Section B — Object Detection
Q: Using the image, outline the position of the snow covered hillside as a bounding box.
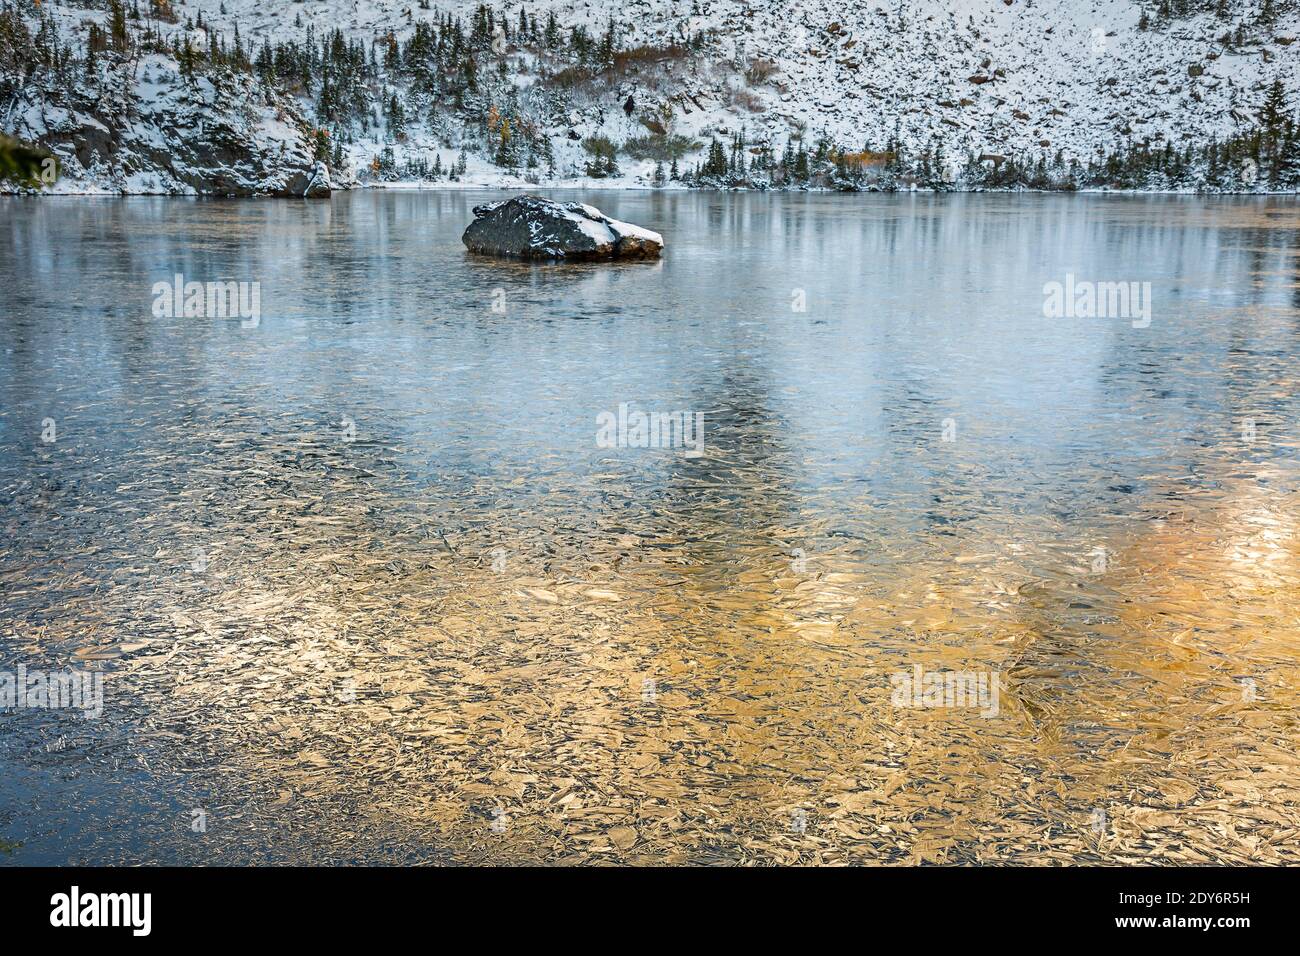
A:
[193,0,1300,169]
[3,0,1299,193]
[1,2,332,194]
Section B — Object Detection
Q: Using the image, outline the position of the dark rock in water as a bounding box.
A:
[462,195,663,261]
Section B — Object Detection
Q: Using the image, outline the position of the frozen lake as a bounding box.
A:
[1,190,1298,863]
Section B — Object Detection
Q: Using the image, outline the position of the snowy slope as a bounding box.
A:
[6,0,1299,191]
[178,0,1300,161]
[0,1,333,196]
[7,52,328,195]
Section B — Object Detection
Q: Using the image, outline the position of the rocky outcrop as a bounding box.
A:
[2,52,339,196]
[462,196,664,260]
[286,162,332,198]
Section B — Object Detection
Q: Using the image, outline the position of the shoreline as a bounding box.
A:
[6,181,1300,199]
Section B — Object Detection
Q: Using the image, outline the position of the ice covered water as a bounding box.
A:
[1,191,1297,863]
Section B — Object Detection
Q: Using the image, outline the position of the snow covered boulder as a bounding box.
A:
[462,195,663,261]
[303,161,332,198]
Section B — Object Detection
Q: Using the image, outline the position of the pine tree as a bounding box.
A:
[1278,121,1300,186]
[110,0,129,53]
[598,17,616,65]
[1260,77,1288,135]
[702,138,727,178]
[794,145,809,181]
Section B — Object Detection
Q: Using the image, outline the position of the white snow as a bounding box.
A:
[606,218,664,246]
[7,0,1300,193]
[173,0,1300,165]
[573,215,617,245]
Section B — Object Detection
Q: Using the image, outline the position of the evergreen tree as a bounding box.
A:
[110,0,129,53]
[598,17,616,65]
[1260,78,1289,135]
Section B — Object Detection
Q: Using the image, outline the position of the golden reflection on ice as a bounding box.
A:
[90,447,1298,865]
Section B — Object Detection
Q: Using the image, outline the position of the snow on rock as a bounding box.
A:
[462,195,664,260]
[3,49,335,196]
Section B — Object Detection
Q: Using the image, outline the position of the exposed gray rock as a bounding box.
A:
[462,195,664,261]
[2,52,341,197]
[312,162,332,197]
[297,161,332,198]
